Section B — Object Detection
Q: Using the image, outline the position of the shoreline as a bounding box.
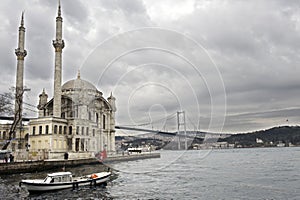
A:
[0,152,160,175]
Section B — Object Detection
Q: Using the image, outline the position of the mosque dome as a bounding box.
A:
[62,73,97,92]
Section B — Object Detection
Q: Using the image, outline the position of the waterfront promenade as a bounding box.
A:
[0,152,160,175]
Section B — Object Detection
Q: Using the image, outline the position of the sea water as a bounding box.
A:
[0,147,299,199]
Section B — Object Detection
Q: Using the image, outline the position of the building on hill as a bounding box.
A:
[1,1,116,160]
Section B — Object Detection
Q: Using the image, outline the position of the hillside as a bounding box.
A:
[219,126,300,147]
[115,126,300,150]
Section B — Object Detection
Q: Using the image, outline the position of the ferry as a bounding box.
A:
[19,171,111,193]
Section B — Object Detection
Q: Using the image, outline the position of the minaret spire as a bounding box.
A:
[77,70,81,79]
[58,0,61,17]
[21,11,24,27]
[14,11,27,128]
[52,0,65,117]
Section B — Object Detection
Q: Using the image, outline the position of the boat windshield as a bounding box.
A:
[44,176,52,183]
[44,175,72,183]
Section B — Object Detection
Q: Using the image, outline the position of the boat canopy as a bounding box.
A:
[47,172,72,177]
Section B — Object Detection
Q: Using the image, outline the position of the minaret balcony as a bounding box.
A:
[52,39,65,51]
[15,48,27,59]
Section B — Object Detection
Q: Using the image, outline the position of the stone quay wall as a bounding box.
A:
[0,152,160,175]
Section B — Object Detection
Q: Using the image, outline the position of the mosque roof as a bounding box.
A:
[62,73,97,91]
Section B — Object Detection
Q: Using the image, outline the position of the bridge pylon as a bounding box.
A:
[177,111,187,150]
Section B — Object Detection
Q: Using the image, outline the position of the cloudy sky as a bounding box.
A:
[1,0,300,134]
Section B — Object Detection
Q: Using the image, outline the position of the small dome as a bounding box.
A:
[62,77,97,91]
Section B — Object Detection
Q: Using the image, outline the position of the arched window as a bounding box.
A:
[54,125,57,134]
[69,126,72,135]
[89,112,92,120]
[96,113,99,127]
[103,115,106,129]
[76,126,79,135]
[59,126,62,134]
[46,125,49,134]
[25,133,29,140]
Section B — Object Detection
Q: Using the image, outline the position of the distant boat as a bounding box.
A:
[277,142,285,147]
[128,147,143,153]
[19,171,111,193]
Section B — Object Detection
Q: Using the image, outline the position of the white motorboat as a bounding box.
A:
[19,171,111,193]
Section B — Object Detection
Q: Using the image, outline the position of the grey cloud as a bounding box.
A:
[63,0,88,24]
[99,0,146,14]
[1,0,300,133]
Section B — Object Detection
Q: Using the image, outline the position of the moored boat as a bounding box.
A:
[19,171,111,193]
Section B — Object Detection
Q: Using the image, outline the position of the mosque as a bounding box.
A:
[0,2,116,160]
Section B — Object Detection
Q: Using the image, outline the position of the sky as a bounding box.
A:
[0,0,300,134]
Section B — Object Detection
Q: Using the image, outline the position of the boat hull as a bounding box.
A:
[20,172,111,193]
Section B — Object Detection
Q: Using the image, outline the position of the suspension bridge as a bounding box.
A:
[115,111,231,150]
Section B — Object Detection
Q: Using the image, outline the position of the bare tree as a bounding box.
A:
[0,92,14,116]
[1,89,24,150]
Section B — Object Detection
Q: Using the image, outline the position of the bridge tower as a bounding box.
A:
[177,111,187,150]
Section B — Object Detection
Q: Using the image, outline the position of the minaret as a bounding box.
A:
[108,92,116,112]
[15,11,27,126]
[52,0,65,117]
[108,92,116,152]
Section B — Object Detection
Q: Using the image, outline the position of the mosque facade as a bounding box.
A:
[0,2,116,160]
